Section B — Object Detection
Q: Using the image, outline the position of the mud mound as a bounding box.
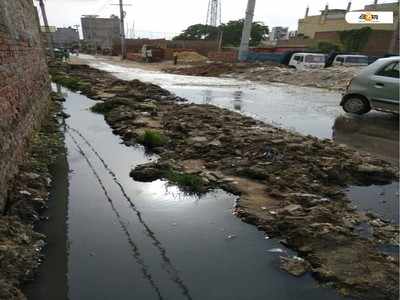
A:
[174,51,207,63]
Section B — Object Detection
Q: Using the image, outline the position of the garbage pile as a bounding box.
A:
[237,65,362,91]
[164,61,362,91]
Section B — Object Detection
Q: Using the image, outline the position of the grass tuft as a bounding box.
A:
[52,74,90,92]
[137,130,167,148]
[163,169,204,193]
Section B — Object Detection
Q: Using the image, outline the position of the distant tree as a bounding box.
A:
[172,20,269,47]
[172,24,219,41]
[339,27,372,52]
[315,41,341,53]
[219,19,269,47]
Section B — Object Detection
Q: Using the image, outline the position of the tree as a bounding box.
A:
[220,19,268,47]
[315,41,341,53]
[339,27,372,52]
[173,20,269,47]
[172,24,219,41]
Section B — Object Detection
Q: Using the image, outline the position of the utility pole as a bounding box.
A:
[119,0,127,59]
[111,2,132,59]
[238,0,256,62]
[38,0,55,58]
[74,24,81,50]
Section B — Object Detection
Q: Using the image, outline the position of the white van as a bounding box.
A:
[288,53,326,70]
[333,55,369,67]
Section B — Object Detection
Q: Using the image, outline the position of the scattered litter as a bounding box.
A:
[267,248,286,254]
[19,190,32,196]
[227,234,237,240]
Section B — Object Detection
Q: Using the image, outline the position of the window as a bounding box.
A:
[305,55,325,63]
[376,62,400,78]
[346,56,368,64]
[336,57,344,63]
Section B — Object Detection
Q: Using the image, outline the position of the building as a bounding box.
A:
[81,15,120,50]
[269,27,289,41]
[298,2,398,38]
[52,27,80,49]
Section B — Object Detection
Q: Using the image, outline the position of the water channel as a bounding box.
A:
[25,56,398,299]
[26,87,351,300]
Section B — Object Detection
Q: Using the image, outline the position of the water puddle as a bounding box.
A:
[346,182,399,224]
[26,86,351,299]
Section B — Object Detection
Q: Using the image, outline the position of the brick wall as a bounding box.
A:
[208,51,238,62]
[0,0,50,212]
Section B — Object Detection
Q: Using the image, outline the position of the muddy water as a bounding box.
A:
[26,87,351,300]
[84,57,398,164]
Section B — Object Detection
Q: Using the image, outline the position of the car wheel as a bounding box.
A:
[342,96,370,115]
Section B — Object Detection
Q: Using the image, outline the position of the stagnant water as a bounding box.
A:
[25,87,352,300]
[85,57,398,164]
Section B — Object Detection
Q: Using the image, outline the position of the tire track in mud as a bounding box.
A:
[67,131,164,300]
[67,126,193,300]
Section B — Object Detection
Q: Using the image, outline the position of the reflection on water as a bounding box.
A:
[347,182,399,224]
[232,90,243,111]
[333,113,399,164]
[83,54,398,165]
[47,87,349,300]
[202,90,212,105]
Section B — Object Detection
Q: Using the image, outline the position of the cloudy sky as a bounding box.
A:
[37,0,396,38]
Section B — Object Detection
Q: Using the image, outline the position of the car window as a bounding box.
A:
[305,55,324,63]
[376,62,400,78]
[346,56,368,64]
[337,57,344,63]
[293,56,302,62]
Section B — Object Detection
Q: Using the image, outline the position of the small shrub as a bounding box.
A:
[164,169,204,193]
[52,75,90,92]
[137,130,167,148]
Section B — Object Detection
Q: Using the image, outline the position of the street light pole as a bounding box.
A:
[238,0,256,62]
[38,0,55,58]
[119,0,127,59]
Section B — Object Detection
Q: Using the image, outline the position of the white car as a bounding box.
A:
[333,55,369,67]
[341,56,399,114]
[288,53,326,70]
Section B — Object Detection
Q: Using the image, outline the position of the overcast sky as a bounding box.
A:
[37,0,396,38]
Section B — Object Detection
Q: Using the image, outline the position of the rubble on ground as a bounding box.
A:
[164,62,361,91]
[0,98,64,299]
[173,51,208,63]
[50,63,399,300]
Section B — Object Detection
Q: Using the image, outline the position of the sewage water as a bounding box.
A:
[84,56,398,164]
[26,86,351,300]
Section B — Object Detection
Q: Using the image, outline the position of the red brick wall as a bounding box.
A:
[208,51,238,62]
[0,0,50,211]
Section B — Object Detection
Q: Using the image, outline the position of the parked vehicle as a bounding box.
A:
[288,53,326,70]
[341,56,399,115]
[333,55,369,67]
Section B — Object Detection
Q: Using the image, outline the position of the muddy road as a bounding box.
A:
[75,55,399,164]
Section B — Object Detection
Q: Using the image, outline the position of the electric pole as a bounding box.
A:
[238,0,256,62]
[38,0,55,58]
[74,24,81,50]
[111,1,132,59]
[119,0,127,59]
